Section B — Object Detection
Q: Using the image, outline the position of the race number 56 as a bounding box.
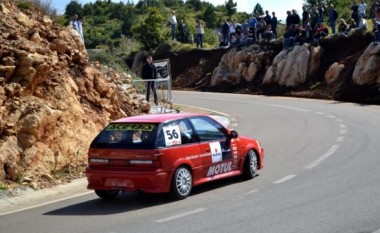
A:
[163,125,181,146]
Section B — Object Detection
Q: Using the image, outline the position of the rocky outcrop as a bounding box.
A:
[352,43,380,85]
[0,2,148,189]
[210,46,272,87]
[263,44,323,87]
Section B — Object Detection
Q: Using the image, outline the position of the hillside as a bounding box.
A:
[0,2,149,191]
[161,32,379,104]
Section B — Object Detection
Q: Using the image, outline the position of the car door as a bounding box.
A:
[156,119,204,181]
[188,116,240,178]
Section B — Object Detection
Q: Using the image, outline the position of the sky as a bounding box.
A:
[51,0,304,21]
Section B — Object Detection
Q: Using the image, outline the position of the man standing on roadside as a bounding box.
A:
[142,55,158,106]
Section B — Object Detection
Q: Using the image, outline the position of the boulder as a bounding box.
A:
[263,44,314,87]
[352,43,380,85]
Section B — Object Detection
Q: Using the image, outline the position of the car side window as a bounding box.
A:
[156,119,196,147]
[189,117,227,142]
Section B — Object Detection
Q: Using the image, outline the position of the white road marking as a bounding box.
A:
[231,123,238,127]
[155,208,207,223]
[373,228,380,233]
[0,191,93,216]
[261,104,311,112]
[327,115,336,119]
[336,119,343,123]
[340,124,346,128]
[340,129,347,134]
[242,190,258,196]
[304,145,340,169]
[315,112,325,115]
[273,175,297,184]
[336,136,345,142]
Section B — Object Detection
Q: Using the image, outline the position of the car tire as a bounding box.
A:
[242,150,258,180]
[170,166,192,200]
[95,189,120,199]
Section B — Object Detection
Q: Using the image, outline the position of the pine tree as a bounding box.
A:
[225,0,237,16]
[253,3,264,16]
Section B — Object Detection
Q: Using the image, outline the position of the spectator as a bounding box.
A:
[284,25,296,52]
[229,18,236,44]
[294,24,304,44]
[256,17,266,41]
[195,19,204,48]
[358,14,368,30]
[358,0,367,17]
[329,4,339,34]
[245,28,256,45]
[169,11,177,40]
[302,6,310,26]
[318,4,325,22]
[304,24,315,43]
[178,20,187,43]
[351,1,360,26]
[372,7,380,43]
[242,20,249,38]
[221,19,230,46]
[264,10,272,26]
[235,23,243,45]
[338,18,349,34]
[314,22,329,40]
[292,9,301,25]
[346,18,357,35]
[69,14,79,31]
[142,55,158,106]
[286,11,292,26]
[248,14,258,41]
[271,12,278,39]
[77,16,84,42]
[263,25,274,42]
[311,7,320,30]
[371,1,380,19]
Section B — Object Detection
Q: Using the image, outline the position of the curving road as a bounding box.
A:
[1,91,380,233]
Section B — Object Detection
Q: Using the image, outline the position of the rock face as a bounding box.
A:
[0,3,147,189]
[210,46,272,87]
[352,43,380,85]
[263,44,322,87]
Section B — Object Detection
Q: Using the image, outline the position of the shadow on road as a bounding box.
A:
[43,176,249,216]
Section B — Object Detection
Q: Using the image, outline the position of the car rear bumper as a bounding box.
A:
[86,168,173,193]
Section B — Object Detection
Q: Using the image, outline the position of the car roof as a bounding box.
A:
[111,113,207,124]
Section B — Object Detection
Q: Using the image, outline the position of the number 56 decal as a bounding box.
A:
[163,125,182,146]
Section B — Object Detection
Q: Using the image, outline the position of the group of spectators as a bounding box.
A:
[69,14,84,42]
[167,1,380,49]
[282,0,380,51]
[219,10,278,47]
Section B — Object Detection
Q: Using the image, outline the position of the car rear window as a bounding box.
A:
[90,123,158,149]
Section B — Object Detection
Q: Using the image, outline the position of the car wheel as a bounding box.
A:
[95,189,120,199]
[171,166,192,200]
[243,150,258,180]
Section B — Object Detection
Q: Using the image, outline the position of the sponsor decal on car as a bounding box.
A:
[207,161,232,177]
[209,142,222,163]
[106,124,155,131]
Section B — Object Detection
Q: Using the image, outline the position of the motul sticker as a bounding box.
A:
[207,161,232,176]
[210,142,222,163]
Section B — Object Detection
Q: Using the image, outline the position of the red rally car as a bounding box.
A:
[86,113,264,200]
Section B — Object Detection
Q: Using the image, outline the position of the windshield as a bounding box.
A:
[90,123,159,149]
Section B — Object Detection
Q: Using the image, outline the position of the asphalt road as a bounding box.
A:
[1,91,380,233]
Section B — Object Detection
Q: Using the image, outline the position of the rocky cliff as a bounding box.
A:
[170,31,379,103]
[0,2,148,190]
